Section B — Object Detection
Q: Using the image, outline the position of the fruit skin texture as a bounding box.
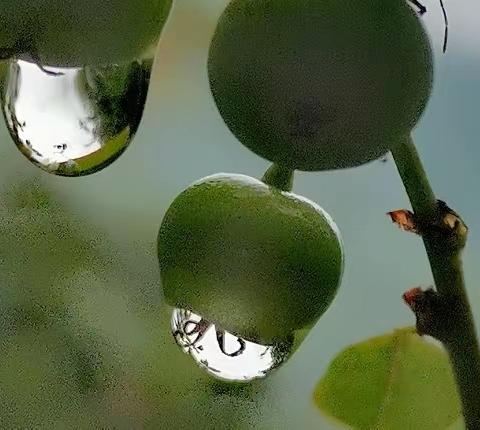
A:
[158,174,344,344]
[0,0,172,67]
[208,0,433,171]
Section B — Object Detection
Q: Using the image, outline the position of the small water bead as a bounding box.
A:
[171,308,293,382]
[1,57,151,176]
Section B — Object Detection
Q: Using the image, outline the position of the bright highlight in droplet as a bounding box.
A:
[1,58,151,176]
[171,308,292,382]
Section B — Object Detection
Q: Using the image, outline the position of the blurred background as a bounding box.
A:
[0,0,479,428]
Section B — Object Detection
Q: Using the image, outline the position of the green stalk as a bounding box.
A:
[391,135,480,429]
[262,163,294,192]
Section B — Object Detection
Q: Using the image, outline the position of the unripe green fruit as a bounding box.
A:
[0,0,172,67]
[208,0,433,171]
[158,173,344,344]
[0,9,18,54]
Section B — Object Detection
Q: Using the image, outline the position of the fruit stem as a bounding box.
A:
[391,135,480,429]
[262,163,294,192]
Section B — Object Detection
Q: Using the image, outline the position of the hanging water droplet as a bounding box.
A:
[1,57,151,176]
[171,308,293,382]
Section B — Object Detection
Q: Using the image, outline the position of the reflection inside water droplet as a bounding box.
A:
[1,58,151,176]
[171,308,293,382]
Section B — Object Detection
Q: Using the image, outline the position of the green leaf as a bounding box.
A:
[313,328,462,430]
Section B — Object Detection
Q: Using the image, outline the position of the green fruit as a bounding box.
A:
[0,0,172,67]
[0,8,18,54]
[208,0,433,171]
[158,173,344,344]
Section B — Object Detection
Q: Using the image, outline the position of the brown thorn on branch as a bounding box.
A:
[403,286,458,343]
[387,209,419,234]
[435,200,468,239]
[388,199,468,251]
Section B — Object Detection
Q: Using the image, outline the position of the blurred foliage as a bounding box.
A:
[313,328,462,429]
[0,178,269,428]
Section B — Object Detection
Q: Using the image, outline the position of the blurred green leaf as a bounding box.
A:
[313,327,462,430]
[0,177,269,428]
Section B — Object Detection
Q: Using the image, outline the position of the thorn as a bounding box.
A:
[388,201,468,250]
[403,287,454,341]
[434,200,468,250]
[402,286,424,309]
[387,209,420,234]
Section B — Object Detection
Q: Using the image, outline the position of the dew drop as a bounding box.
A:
[1,57,151,176]
[171,308,293,382]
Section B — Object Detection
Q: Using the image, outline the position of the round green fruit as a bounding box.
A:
[0,8,19,55]
[158,173,344,344]
[208,0,433,171]
[0,0,172,67]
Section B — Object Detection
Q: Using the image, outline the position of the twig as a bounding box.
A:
[391,135,480,429]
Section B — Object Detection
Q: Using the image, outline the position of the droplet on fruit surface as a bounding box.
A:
[1,57,151,176]
[171,308,293,382]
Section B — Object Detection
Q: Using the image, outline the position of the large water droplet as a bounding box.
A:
[1,58,151,176]
[171,308,293,382]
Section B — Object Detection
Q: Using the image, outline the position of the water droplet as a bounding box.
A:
[1,58,151,176]
[171,308,293,382]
